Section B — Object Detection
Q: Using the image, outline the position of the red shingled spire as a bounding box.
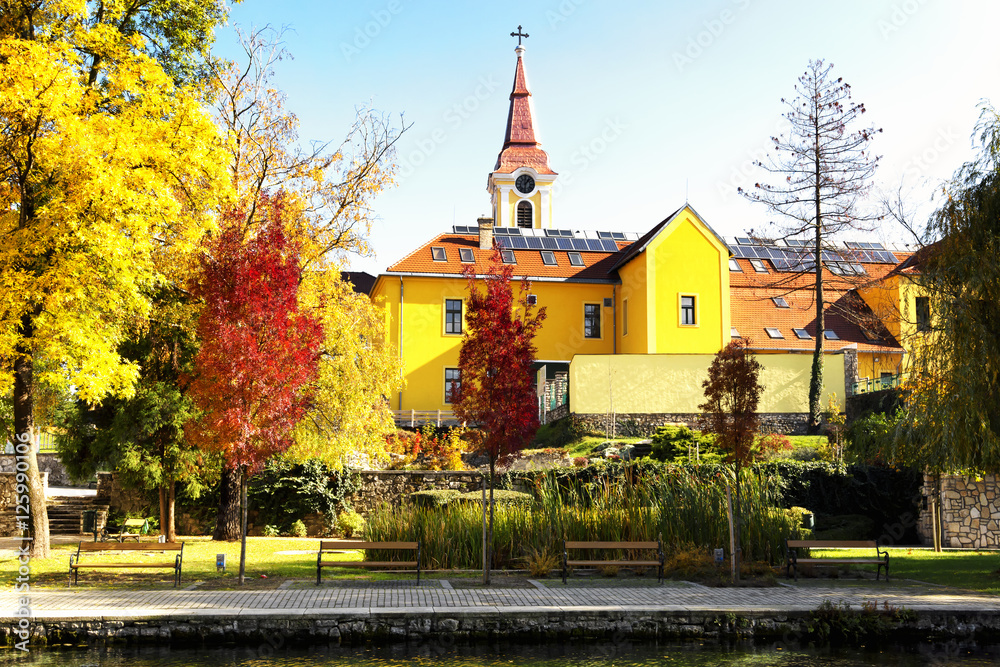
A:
[494,45,554,175]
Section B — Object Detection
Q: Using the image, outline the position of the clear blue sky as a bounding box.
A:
[215,1,1000,274]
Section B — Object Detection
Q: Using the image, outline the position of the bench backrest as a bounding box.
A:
[78,541,183,552]
[786,540,877,549]
[319,540,418,551]
[122,518,147,528]
[565,541,659,550]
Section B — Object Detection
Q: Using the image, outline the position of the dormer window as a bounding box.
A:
[459,248,475,263]
[516,200,532,228]
[794,328,811,339]
[729,259,742,272]
[567,252,584,266]
[431,246,447,262]
[501,249,516,264]
[772,296,789,308]
[750,259,768,273]
[540,251,557,266]
[765,327,784,339]
[824,330,840,340]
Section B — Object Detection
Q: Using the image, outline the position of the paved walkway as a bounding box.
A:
[3,581,999,619]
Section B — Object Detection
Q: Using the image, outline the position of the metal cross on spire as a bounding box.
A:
[510,25,529,45]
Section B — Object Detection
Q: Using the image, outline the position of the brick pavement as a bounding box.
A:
[3,580,999,619]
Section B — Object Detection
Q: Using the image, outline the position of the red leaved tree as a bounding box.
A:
[452,249,546,584]
[187,194,323,584]
[699,339,764,581]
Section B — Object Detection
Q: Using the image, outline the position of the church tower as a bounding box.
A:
[488,30,557,229]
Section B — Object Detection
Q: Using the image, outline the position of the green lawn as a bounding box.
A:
[813,547,1000,595]
[785,435,828,448]
[0,537,417,589]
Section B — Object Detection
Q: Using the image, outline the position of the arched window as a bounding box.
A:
[516,200,533,228]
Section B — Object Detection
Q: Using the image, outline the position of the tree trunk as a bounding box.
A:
[733,464,742,582]
[166,479,177,542]
[13,325,49,559]
[808,109,825,435]
[213,464,241,541]
[159,486,167,539]
[486,459,495,586]
[239,467,248,586]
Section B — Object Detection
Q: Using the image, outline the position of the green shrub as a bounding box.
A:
[288,520,308,538]
[650,426,720,463]
[337,510,366,537]
[247,457,360,532]
[408,490,461,507]
[533,417,588,448]
[263,524,280,537]
[455,489,533,506]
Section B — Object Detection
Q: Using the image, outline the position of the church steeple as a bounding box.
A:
[488,30,557,229]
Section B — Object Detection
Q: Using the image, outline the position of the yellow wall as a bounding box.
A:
[570,353,846,414]
[617,259,647,354]
[617,207,730,354]
[372,275,616,411]
[502,188,543,228]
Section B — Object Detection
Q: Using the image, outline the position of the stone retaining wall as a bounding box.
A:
[919,473,1000,548]
[0,453,68,487]
[0,471,50,536]
[347,471,485,516]
[5,609,1000,648]
[571,412,815,437]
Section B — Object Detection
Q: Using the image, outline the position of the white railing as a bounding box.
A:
[3,430,57,454]
[391,410,461,428]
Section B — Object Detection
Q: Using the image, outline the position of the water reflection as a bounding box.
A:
[7,639,1000,666]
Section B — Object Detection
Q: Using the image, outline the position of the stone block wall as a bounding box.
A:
[0,453,69,486]
[919,473,1000,548]
[570,412,814,437]
[0,471,50,536]
[347,470,485,516]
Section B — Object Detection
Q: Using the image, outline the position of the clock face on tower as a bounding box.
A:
[515,174,535,194]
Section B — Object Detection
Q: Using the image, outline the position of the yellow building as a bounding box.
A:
[367,42,915,431]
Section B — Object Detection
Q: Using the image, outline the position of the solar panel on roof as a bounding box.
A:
[571,238,588,251]
[612,232,626,240]
[601,239,619,251]
[526,237,543,249]
[598,231,613,239]
[844,241,861,249]
[870,242,885,250]
[736,237,753,245]
[508,228,522,236]
[494,227,510,235]
[510,237,528,249]
[540,237,558,250]
[586,239,604,251]
[556,238,573,250]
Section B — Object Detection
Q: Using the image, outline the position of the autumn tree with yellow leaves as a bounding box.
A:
[206,27,407,539]
[0,1,231,557]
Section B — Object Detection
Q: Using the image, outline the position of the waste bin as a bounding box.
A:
[82,510,98,541]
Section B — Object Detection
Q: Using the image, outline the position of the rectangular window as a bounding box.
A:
[772,296,789,308]
[680,295,696,326]
[431,246,447,262]
[915,296,931,332]
[540,251,557,265]
[444,368,461,403]
[793,328,811,339]
[728,258,743,272]
[749,259,768,273]
[765,327,784,339]
[567,252,584,266]
[584,303,601,339]
[445,299,463,334]
[501,249,516,264]
[824,330,840,340]
[459,248,475,263]
[623,299,628,337]
[731,327,740,338]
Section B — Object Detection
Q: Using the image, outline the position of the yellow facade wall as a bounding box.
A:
[371,274,617,411]
[502,189,543,229]
[617,259,648,354]
[570,353,846,414]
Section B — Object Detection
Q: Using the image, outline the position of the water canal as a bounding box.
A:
[10,640,1000,666]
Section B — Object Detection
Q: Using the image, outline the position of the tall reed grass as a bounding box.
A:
[365,464,799,570]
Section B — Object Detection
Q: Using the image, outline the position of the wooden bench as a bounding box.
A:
[100,518,149,543]
[785,539,889,581]
[69,541,184,587]
[562,539,664,584]
[317,540,421,585]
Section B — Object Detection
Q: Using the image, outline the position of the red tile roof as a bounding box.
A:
[385,233,627,281]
